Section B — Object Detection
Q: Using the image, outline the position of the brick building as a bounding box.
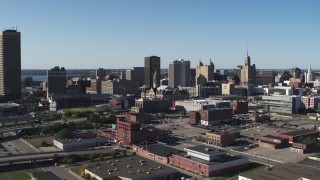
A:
[231,100,248,115]
[200,108,232,126]
[134,98,172,114]
[259,135,289,149]
[132,144,249,178]
[189,111,201,125]
[125,113,151,124]
[275,129,319,143]
[290,141,315,154]
[206,131,240,147]
[115,119,169,145]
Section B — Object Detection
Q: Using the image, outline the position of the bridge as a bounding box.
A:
[0,125,33,137]
[0,148,114,167]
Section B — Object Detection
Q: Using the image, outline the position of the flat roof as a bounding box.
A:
[32,171,61,180]
[262,135,288,141]
[240,163,320,180]
[56,137,108,144]
[85,156,178,179]
[278,129,318,137]
[136,143,181,157]
[185,145,224,156]
[260,140,280,145]
[175,152,246,165]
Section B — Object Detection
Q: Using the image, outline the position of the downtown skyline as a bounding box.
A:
[1,0,319,69]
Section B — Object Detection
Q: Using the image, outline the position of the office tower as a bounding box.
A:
[190,68,196,86]
[0,30,21,101]
[144,56,160,88]
[126,67,144,86]
[290,67,301,79]
[47,66,66,98]
[240,51,256,85]
[195,59,215,82]
[96,68,106,80]
[168,59,190,87]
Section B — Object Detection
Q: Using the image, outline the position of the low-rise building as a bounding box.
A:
[170,145,248,177]
[0,103,21,116]
[290,141,315,154]
[206,131,240,147]
[275,129,319,143]
[84,156,180,180]
[53,137,109,150]
[134,98,172,114]
[259,135,289,149]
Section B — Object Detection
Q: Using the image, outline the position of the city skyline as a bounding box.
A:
[1,0,319,69]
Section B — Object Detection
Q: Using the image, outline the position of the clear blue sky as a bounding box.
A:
[1,0,319,70]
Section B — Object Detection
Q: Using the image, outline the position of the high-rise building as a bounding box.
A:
[126,67,144,86]
[168,59,190,88]
[144,56,160,88]
[290,67,301,79]
[0,30,21,101]
[195,59,215,82]
[47,66,66,98]
[96,68,108,80]
[240,52,256,85]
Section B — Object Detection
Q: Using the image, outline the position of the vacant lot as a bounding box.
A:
[25,136,55,148]
[0,170,30,180]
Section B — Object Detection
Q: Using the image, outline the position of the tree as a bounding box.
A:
[54,128,72,139]
[83,173,91,180]
[64,111,72,117]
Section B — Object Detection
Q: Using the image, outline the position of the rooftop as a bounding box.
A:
[85,156,178,179]
[262,135,288,141]
[32,171,61,180]
[240,163,320,180]
[185,145,225,156]
[175,152,246,165]
[136,143,181,157]
[56,137,108,144]
[278,129,318,137]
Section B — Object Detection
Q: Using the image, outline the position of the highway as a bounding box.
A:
[0,148,114,164]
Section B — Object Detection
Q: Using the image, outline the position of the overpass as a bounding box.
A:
[0,148,114,167]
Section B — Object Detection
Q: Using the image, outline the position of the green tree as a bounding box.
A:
[83,173,91,180]
[54,128,72,139]
[64,111,72,117]
[40,140,49,147]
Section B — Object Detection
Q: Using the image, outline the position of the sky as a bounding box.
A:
[1,0,319,70]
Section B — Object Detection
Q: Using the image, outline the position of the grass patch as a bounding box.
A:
[25,136,55,148]
[70,166,81,176]
[0,170,30,180]
[213,162,264,180]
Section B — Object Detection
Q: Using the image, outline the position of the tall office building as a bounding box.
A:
[144,56,160,88]
[240,51,256,85]
[0,30,21,101]
[126,67,144,86]
[168,59,190,87]
[195,59,215,82]
[47,66,66,98]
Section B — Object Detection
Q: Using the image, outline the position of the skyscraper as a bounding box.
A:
[144,56,160,88]
[195,59,215,82]
[240,51,256,85]
[47,66,66,98]
[169,59,190,87]
[0,30,21,101]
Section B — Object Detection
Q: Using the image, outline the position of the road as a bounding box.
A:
[45,165,78,180]
[0,148,114,164]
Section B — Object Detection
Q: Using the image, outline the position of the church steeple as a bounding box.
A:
[152,70,157,88]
